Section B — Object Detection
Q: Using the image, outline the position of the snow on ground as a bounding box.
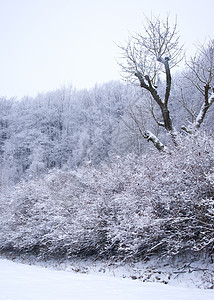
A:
[0,258,214,300]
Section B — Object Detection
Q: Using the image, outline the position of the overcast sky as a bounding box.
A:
[0,0,213,99]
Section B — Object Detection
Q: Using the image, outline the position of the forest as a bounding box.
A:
[0,16,213,267]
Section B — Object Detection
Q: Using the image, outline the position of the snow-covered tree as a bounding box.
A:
[182,39,214,131]
[118,15,213,150]
[0,82,141,185]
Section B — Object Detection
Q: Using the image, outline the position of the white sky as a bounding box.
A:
[0,0,213,99]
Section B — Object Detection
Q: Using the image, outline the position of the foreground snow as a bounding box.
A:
[0,258,213,300]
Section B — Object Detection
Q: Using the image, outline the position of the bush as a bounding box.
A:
[0,130,213,261]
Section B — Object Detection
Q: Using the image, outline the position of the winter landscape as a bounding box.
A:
[0,2,214,299]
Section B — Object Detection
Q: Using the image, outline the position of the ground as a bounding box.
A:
[0,258,214,300]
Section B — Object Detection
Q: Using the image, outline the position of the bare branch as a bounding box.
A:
[194,88,214,129]
[182,87,214,133]
[127,105,147,138]
[148,97,165,127]
[184,39,214,96]
[123,104,166,151]
[118,15,184,86]
[144,131,165,151]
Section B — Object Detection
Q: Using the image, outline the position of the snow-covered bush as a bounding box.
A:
[76,130,214,261]
[0,171,102,258]
[0,130,213,261]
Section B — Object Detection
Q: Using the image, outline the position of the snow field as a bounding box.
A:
[0,258,214,300]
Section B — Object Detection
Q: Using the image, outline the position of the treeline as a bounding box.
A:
[0,82,142,185]
[0,79,213,186]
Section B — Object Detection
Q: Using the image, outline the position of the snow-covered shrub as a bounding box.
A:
[0,171,101,258]
[130,132,213,259]
[85,130,214,260]
[0,130,213,261]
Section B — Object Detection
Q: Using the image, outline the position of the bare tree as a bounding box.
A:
[182,39,214,132]
[118,15,214,150]
[118,15,183,150]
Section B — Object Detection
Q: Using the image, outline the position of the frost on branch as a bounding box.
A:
[208,91,214,105]
[144,131,165,151]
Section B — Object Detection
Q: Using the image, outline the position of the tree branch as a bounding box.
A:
[144,131,165,151]
[193,87,214,129]
[157,56,172,104]
[182,86,214,132]
[135,72,150,90]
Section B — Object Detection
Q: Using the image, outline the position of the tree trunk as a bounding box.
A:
[194,86,214,129]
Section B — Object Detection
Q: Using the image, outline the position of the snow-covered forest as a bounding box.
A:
[0,78,213,186]
[0,81,139,184]
[0,15,213,289]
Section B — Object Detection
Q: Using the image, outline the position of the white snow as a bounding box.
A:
[0,258,214,300]
[208,92,214,105]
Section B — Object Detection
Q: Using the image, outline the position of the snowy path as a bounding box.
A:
[0,258,214,300]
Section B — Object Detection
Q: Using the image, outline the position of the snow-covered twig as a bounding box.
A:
[144,131,165,151]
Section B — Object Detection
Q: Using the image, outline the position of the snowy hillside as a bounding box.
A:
[0,258,214,300]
